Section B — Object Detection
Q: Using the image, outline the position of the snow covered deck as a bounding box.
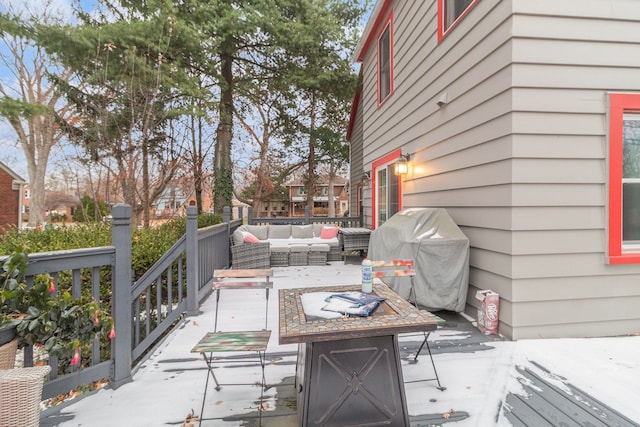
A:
[40,259,640,426]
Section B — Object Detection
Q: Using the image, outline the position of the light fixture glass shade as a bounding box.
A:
[394,161,408,175]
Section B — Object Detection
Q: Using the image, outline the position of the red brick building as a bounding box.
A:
[0,161,27,233]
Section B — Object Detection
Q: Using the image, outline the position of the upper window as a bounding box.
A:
[608,93,640,264]
[377,15,393,106]
[438,0,478,41]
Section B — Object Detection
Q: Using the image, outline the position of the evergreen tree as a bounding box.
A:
[36,0,201,227]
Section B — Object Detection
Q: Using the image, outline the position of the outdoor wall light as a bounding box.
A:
[394,153,410,176]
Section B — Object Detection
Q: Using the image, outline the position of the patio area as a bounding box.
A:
[39,258,640,426]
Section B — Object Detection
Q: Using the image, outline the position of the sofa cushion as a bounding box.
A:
[269,239,292,248]
[306,237,339,247]
[245,225,268,240]
[312,223,325,237]
[269,224,291,239]
[292,225,313,239]
[320,226,339,239]
[232,229,245,246]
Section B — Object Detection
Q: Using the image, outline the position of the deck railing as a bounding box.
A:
[247,206,362,228]
[9,203,355,401]
[13,205,240,400]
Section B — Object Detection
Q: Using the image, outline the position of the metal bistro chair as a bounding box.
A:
[371,260,445,390]
[191,268,273,426]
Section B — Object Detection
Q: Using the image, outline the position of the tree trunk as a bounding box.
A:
[328,168,336,218]
[213,50,234,214]
[252,120,271,214]
[22,116,57,228]
[142,143,150,228]
[306,92,316,214]
[193,113,204,214]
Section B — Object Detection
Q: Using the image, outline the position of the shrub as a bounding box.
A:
[0,212,223,284]
[73,196,109,223]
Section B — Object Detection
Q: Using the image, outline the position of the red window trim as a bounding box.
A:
[376,13,394,107]
[437,0,479,42]
[371,149,403,230]
[608,93,640,264]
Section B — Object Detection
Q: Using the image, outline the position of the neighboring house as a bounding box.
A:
[153,182,215,218]
[0,161,27,232]
[286,175,349,217]
[349,0,640,339]
[22,185,30,215]
[255,197,289,218]
[153,186,191,218]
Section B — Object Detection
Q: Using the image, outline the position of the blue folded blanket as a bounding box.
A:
[321,291,385,317]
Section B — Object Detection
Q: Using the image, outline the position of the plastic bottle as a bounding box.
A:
[361,257,373,293]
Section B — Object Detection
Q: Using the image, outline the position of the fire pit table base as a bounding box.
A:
[296,335,408,427]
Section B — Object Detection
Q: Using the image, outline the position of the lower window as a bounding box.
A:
[608,94,640,263]
[372,150,402,229]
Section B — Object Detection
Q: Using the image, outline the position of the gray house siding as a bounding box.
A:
[508,0,640,339]
[355,0,640,339]
[349,84,365,218]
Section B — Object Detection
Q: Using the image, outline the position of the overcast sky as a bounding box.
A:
[1,0,373,180]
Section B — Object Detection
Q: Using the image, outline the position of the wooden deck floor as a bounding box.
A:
[504,362,638,427]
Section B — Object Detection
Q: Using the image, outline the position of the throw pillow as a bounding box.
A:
[243,231,261,243]
[245,225,268,240]
[320,226,339,239]
[292,224,313,239]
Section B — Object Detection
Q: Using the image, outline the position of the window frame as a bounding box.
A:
[608,93,640,264]
[371,149,403,229]
[437,0,479,42]
[376,14,394,106]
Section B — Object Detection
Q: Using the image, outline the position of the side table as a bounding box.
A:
[338,227,372,261]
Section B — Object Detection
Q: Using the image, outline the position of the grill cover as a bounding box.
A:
[368,208,469,312]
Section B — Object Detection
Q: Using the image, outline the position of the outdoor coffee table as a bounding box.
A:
[279,282,439,427]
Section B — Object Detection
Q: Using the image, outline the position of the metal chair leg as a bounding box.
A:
[199,353,221,427]
[411,331,445,391]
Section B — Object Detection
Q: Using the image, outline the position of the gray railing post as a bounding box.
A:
[186,206,199,316]
[222,206,231,223]
[238,206,244,221]
[248,206,253,224]
[304,206,310,224]
[111,204,133,388]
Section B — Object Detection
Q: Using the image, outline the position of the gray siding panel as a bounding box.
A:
[357,0,640,338]
[514,275,640,302]
[349,90,365,216]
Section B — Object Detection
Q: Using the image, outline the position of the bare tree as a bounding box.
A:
[0,0,73,227]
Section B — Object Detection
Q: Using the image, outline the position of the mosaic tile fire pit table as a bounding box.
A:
[279,282,440,427]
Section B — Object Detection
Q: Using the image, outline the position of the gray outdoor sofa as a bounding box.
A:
[231,224,342,269]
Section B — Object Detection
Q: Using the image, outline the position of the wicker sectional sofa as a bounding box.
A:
[231,224,342,269]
